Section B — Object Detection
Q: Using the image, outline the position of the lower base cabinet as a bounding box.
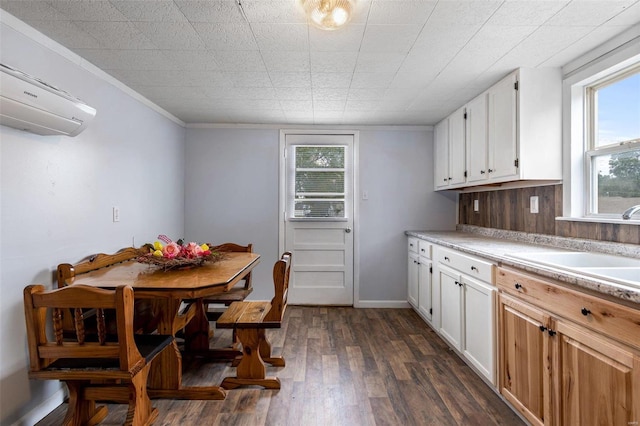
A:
[498,267,640,426]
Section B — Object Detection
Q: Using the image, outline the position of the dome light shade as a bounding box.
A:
[302,0,355,31]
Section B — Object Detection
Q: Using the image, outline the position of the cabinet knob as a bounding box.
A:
[471,266,478,272]
[488,169,494,173]
[539,325,547,333]
[480,170,485,174]
[444,256,450,261]
[547,329,556,337]
[514,283,522,290]
[448,177,452,181]
[443,178,448,182]
[581,307,591,316]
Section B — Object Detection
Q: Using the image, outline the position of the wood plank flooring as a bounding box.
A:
[36,307,524,425]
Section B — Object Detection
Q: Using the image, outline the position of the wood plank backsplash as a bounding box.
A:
[458,184,639,245]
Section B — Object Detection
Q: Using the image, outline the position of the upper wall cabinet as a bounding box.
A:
[434,106,466,189]
[434,68,562,191]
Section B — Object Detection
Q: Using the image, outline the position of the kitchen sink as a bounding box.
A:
[505,251,640,289]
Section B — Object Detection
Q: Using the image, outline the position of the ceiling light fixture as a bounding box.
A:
[301,0,355,31]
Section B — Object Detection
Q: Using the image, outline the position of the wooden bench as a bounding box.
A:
[216,252,291,390]
[24,284,173,426]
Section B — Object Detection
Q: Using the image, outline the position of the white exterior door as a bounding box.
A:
[280,131,355,305]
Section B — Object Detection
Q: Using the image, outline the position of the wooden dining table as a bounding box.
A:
[63,252,261,400]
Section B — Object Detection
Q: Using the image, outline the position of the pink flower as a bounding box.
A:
[185,242,203,258]
[163,242,181,258]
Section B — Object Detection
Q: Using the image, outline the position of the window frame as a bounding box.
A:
[562,33,640,225]
[584,65,640,218]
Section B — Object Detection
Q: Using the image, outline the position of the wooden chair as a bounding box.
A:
[216,251,292,390]
[57,247,160,335]
[23,284,173,426]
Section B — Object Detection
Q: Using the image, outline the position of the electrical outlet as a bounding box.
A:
[113,206,120,222]
[530,196,539,214]
[473,199,479,212]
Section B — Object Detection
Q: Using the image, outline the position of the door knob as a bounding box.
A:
[345,228,352,233]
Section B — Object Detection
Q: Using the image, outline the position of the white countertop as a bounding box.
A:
[407,226,640,305]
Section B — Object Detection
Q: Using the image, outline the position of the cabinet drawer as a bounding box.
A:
[436,247,494,284]
[497,267,640,351]
[418,240,431,259]
[408,237,418,254]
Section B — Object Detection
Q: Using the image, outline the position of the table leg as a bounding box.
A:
[147,298,226,400]
[182,299,242,360]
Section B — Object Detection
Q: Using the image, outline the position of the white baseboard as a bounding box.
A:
[354,300,411,308]
[12,388,66,426]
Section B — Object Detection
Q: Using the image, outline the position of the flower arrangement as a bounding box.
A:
[137,234,224,270]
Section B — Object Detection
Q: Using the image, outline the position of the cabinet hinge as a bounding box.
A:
[464,112,467,119]
[514,81,519,91]
[464,171,467,178]
[429,266,433,274]
[429,308,433,315]
[514,158,519,168]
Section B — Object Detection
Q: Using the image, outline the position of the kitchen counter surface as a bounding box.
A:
[407,225,640,305]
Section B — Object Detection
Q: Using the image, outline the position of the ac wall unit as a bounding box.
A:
[0,63,96,137]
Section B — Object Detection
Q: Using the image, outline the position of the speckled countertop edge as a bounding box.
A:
[406,226,640,305]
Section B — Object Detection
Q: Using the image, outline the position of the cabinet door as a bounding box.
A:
[488,72,518,181]
[555,320,640,426]
[466,93,488,184]
[434,119,450,189]
[448,107,466,186]
[408,252,419,308]
[439,265,462,350]
[499,293,552,426]
[418,260,432,323]
[463,276,495,385]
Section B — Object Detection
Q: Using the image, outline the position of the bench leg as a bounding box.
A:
[220,328,281,390]
[259,332,285,367]
[63,381,108,426]
[125,363,158,426]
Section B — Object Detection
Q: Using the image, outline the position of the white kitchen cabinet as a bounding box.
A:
[408,239,419,308]
[435,245,497,386]
[465,92,488,184]
[462,275,496,385]
[417,241,433,324]
[438,264,463,350]
[434,67,562,190]
[434,107,465,189]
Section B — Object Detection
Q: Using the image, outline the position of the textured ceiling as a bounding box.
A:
[1,0,639,126]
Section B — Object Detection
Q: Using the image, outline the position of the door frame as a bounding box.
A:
[278,129,360,306]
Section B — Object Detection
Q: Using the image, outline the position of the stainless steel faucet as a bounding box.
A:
[622,205,640,220]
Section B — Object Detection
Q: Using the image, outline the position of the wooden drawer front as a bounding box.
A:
[408,237,418,254]
[436,247,494,284]
[418,240,431,259]
[497,267,640,351]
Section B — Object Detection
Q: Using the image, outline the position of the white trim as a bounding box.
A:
[0,10,185,127]
[188,122,433,131]
[11,388,66,426]
[562,25,640,219]
[355,300,411,309]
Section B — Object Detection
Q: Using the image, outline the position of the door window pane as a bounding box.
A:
[292,146,346,218]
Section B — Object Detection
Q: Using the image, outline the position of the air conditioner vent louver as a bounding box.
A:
[0,63,96,136]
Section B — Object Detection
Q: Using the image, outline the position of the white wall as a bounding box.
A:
[184,127,457,304]
[0,19,186,425]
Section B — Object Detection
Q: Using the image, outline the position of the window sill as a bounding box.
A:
[556,216,640,226]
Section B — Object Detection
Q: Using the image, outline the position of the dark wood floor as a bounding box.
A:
[36,307,523,425]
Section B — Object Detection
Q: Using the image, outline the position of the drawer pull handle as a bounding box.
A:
[514,283,522,290]
[444,256,450,261]
[471,266,478,271]
[539,325,547,333]
[581,308,591,316]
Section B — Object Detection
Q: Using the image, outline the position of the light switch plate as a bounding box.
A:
[530,196,539,214]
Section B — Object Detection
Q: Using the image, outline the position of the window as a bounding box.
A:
[288,145,347,219]
[585,67,640,216]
